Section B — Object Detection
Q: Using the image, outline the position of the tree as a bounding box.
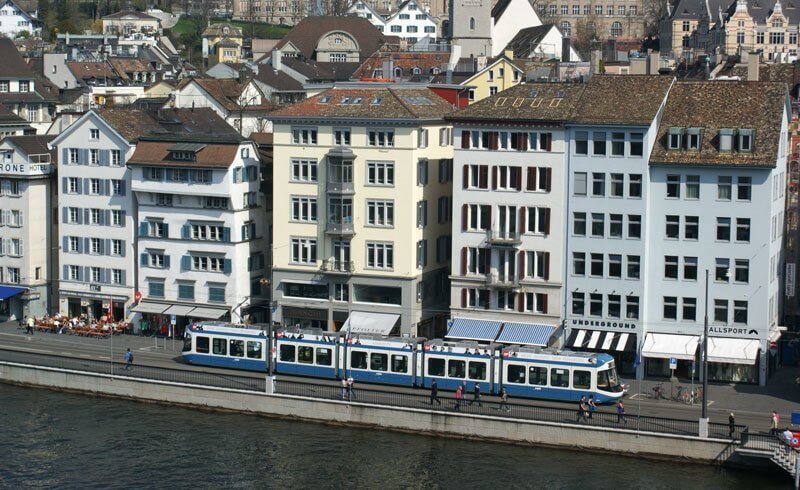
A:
[570,14,601,58]
[643,0,670,36]
[532,0,555,24]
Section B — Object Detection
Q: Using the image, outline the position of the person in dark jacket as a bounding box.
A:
[729,413,736,438]
[468,383,482,407]
[430,380,441,406]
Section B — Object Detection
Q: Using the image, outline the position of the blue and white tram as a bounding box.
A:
[182,322,269,371]
[274,329,340,379]
[498,346,624,403]
[417,339,496,392]
[342,335,421,386]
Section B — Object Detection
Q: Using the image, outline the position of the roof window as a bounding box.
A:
[687,127,702,151]
[738,129,754,152]
[719,128,734,152]
[668,127,684,150]
[319,95,332,103]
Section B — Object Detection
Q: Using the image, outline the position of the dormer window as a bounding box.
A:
[171,151,194,161]
[168,143,205,161]
[0,81,8,93]
[687,127,702,151]
[668,127,683,150]
[19,81,29,93]
[719,128,734,152]
[738,129,754,152]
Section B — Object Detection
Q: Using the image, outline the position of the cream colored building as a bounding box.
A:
[269,85,455,337]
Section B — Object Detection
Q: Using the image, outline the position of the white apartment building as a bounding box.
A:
[446,83,586,345]
[0,0,39,38]
[564,76,674,377]
[349,0,440,43]
[0,37,57,134]
[127,137,268,330]
[269,85,454,338]
[643,80,788,386]
[0,135,56,320]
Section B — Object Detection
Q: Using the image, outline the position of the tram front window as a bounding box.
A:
[182,334,192,352]
[597,364,622,392]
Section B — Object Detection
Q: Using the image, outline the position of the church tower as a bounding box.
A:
[448,0,493,57]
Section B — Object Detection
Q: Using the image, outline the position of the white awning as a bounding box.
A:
[130,301,170,314]
[189,307,229,320]
[708,337,760,365]
[641,333,700,361]
[164,305,195,316]
[342,311,399,336]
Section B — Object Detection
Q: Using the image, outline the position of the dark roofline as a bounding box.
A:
[137,134,243,144]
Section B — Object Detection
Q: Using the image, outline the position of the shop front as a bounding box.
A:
[282,306,328,330]
[0,285,26,321]
[131,301,230,336]
[566,328,638,376]
[706,336,761,384]
[641,332,700,379]
[61,290,126,321]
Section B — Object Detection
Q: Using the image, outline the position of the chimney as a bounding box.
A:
[562,36,571,63]
[747,50,759,81]
[590,49,601,75]
[272,49,282,72]
[648,51,659,74]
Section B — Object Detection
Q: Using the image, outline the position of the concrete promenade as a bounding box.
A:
[1,321,798,432]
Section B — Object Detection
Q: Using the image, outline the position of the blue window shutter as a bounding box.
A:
[80,148,88,164]
[181,225,189,239]
[100,150,109,166]
[140,253,148,266]
[61,147,67,165]
[76,178,82,194]
[84,266,90,282]
[247,256,252,272]
[63,265,68,280]
[181,255,190,271]
[223,259,231,274]
[104,239,110,255]
[61,207,67,223]
[99,269,106,283]
[120,270,126,285]
[119,181,126,196]
[104,180,110,195]
[83,209,89,224]
[163,223,169,237]
[83,237,89,253]
[61,177,67,193]
[241,224,246,240]
[104,210,110,225]
[119,241,126,257]
[138,222,148,237]
[62,236,68,252]
[83,178,89,194]
[164,255,170,269]
[222,227,231,242]
[120,210,126,224]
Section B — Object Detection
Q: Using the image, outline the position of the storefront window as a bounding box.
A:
[708,362,757,383]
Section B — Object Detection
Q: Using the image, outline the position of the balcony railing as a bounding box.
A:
[485,273,520,289]
[486,230,522,246]
[321,259,354,274]
[327,180,355,194]
[325,218,355,236]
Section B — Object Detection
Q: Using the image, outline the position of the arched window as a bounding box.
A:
[469,17,476,31]
[430,66,440,74]
[611,21,623,38]
[561,21,571,37]
[412,67,421,75]
[394,66,403,77]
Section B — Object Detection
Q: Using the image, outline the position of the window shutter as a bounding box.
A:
[62,264,68,280]
[119,210,126,224]
[76,178,82,194]
[163,223,169,238]
[99,269,106,284]
[120,270,126,286]
[518,294,524,312]
[461,131,470,149]
[241,224,247,240]
[119,181,126,196]
[61,207,68,224]
[490,131,498,150]
[527,167,537,191]
[515,167,522,191]
[223,259,232,274]
[544,208,551,235]
[139,222,148,237]
[545,168,552,192]
[76,237,82,253]
[164,255,171,269]
[182,225,190,239]
[79,148,88,164]
[222,227,231,242]
[140,253,148,267]
[62,236,68,252]
[247,256,253,272]
[18,239,23,255]
[62,177,68,193]
[105,180,111,195]
[104,239,110,255]
[119,241,126,257]
[484,249,491,273]
[462,165,469,189]
[546,134,552,152]
[99,150,108,166]
[541,294,548,313]
[520,133,528,151]
[518,251,525,279]
[520,206,527,233]
[181,255,190,271]
[481,290,490,309]
[492,166,497,190]
[83,178,89,194]
[83,237,89,253]
[461,288,467,308]
[544,252,550,280]
[61,147,67,165]
[461,204,468,231]
[460,247,467,275]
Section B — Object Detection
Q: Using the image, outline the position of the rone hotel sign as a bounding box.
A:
[0,161,53,177]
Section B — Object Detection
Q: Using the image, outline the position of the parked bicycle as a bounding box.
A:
[651,383,666,400]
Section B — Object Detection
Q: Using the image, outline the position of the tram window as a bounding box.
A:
[391,355,408,373]
[316,348,332,366]
[528,366,547,386]
[212,338,227,356]
[507,364,526,384]
[550,368,569,388]
[298,346,314,364]
[279,344,296,362]
[428,357,445,376]
[229,339,244,357]
[448,359,466,378]
[246,341,262,359]
[468,361,486,380]
[573,370,591,389]
[196,336,210,354]
[351,351,368,369]
[370,353,388,371]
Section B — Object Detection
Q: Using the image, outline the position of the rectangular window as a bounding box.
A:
[148,281,165,298]
[589,293,603,316]
[290,196,317,222]
[608,294,621,318]
[686,175,700,199]
[367,161,394,186]
[416,200,427,227]
[684,216,699,240]
[574,172,587,196]
[592,173,605,196]
[333,128,351,146]
[178,283,195,300]
[627,215,641,239]
[366,200,394,227]
[682,298,697,321]
[627,296,640,319]
[715,258,730,282]
[290,238,317,265]
[610,173,624,197]
[684,257,698,280]
[291,127,318,144]
[629,174,642,198]
[609,214,623,238]
[714,299,728,323]
[627,255,640,279]
[737,176,752,200]
[718,176,732,200]
[734,259,749,283]
[717,217,731,241]
[573,212,586,236]
[663,296,678,320]
[664,255,679,279]
[611,132,625,156]
[665,215,679,239]
[591,213,604,237]
[736,218,751,242]
[608,254,622,278]
[575,131,588,155]
[629,133,643,156]
[593,132,606,155]
[733,300,748,324]
[573,252,586,275]
[572,292,585,315]
[290,159,318,182]
[208,286,225,303]
[590,253,603,277]
[666,175,680,198]
[366,242,393,270]
[368,130,394,147]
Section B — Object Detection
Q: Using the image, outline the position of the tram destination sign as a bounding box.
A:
[0,162,53,176]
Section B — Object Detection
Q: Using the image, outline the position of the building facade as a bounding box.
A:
[269,86,454,337]
[0,0,39,38]
[542,0,645,44]
[0,135,56,320]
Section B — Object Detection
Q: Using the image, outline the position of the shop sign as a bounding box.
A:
[570,318,636,330]
[708,326,760,338]
[787,263,796,298]
[0,161,53,176]
[282,306,327,320]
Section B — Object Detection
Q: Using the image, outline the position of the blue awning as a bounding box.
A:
[446,318,503,342]
[0,285,26,300]
[496,322,556,347]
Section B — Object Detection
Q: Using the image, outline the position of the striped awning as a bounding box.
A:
[568,329,636,352]
[446,318,503,342]
[496,322,556,346]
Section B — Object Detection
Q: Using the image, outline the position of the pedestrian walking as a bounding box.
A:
[453,386,463,412]
[347,376,355,401]
[771,411,780,435]
[341,378,348,399]
[588,395,597,419]
[729,413,736,438]
[499,387,510,412]
[25,316,34,335]
[124,348,133,370]
[468,383,482,407]
[430,380,441,406]
[576,395,587,423]
[616,400,627,425]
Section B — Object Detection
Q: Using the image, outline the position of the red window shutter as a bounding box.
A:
[461,204,468,231]
[518,294,524,312]
[546,133,552,151]
[544,208,551,235]
[543,251,550,280]
[520,133,528,151]
[518,250,525,279]
[515,167,522,191]
[490,132,499,150]
[520,206,527,233]
[527,167,537,191]
[545,167,552,192]
[462,165,469,189]
[492,166,498,189]
[461,288,467,308]
[541,293,549,314]
[461,131,470,149]
[461,247,467,275]
[479,165,488,188]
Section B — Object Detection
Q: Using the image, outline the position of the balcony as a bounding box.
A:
[327,179,355,195]
[320,259,354,274]
[326,147,355,195]
[325,218,355,236]
[485,273,519,289]
[486,230,522,246]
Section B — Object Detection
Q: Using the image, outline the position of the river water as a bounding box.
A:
[0,384,790,489]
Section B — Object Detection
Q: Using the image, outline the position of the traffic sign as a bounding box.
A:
[170,315,177,325]
[669,357,677,370]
